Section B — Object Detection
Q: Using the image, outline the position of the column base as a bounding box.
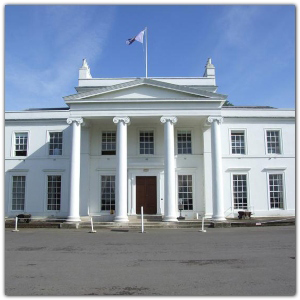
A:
[212,215,226,221]
[66,216,81,223]
[163,216,178,222]
[114,216,129,222]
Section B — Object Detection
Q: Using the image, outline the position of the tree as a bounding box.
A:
[223,100,234,106]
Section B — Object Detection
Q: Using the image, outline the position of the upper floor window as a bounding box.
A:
[12,176,26,210]
[139,131,154,155]
[49,132,63,156]
[177,130,192,154]
[102,131,116,155]
[266,130,281,154]
[15,132,28,156]
[231,130,245,154]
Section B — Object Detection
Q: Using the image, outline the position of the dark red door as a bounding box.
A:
[136,176,157,214]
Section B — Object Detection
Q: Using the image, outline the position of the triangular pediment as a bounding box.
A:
[64,78,227,102]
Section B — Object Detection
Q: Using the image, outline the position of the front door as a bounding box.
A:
[136,176,157,214]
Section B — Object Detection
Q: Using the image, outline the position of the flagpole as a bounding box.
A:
[145,27,148,78]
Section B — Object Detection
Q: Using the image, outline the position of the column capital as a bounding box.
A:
[113,116,131,125]
[207,116,223,125]
[160,116,178,124]
[67,117,84,125]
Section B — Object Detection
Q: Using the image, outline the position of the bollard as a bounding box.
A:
[89,217,96,233]
[199,216,207,233]
[139,206,145,233]
[12,217,19,232]
[141,206,144,233]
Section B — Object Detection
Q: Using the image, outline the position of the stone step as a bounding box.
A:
[128,215,163,222]
[79,220,211,229]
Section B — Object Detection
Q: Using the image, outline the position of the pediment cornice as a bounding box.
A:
[64,78,227,101]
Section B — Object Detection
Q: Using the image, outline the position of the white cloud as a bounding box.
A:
[5,6,116,110]
[217,6,259,48]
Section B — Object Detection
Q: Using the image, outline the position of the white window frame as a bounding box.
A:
[137,128,155,156]
[264,129,283,155]
[9,173,28,212]
[99,173,116,212]
[229,129,247,155]
[47,131,63,156]
[231,173,249,210]
[176,170,196,211]
[176,128,193,155]
[12,131,30,157]
[267,171,286,210]
[101,130,117,156]
[46,174,62,211]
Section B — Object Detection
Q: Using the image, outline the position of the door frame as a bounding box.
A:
[128,169,164,215]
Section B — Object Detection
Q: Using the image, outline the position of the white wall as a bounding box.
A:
[221,117,295,217]
[5,120,72,218]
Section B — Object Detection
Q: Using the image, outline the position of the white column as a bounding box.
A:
[207,116,226,221]
[160,116,178,222]
[113,117,130,222]
[66,117,84,222]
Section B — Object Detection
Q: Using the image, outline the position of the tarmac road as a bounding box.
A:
[5,226,296,296]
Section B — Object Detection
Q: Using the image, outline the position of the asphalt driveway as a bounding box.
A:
[5,226,296,296]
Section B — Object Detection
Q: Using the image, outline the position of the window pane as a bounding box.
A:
[233,174,248,209]
[12,176,26,210]
[101,176,116,211]
[15,133,28,156]
[266,131,281,154]
[139,131,154,155]
[231,131,245,155]
[269,174,284,209]
[178,175,193,210]
[49,132,63,155]
[177,131,192,155]
[102,132,116,155]
[47,175,61,210]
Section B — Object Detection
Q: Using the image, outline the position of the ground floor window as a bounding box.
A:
[12,176,26,210]
[47,175,61,210]
[233,174,248,209]
[269,174,284,209]
[101,175,115,211]
[178,175,193,210]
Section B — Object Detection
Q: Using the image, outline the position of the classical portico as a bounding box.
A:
[65,114,227,223]
[63,58,229,223]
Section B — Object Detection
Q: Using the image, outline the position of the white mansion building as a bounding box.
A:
[5,59,295,222]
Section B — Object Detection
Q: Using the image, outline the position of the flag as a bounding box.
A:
[126,29,145,45]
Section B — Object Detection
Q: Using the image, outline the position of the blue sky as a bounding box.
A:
[5,5,295,110]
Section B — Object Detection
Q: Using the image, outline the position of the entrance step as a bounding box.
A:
[79,220,212,229]
[128,215,163,222]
